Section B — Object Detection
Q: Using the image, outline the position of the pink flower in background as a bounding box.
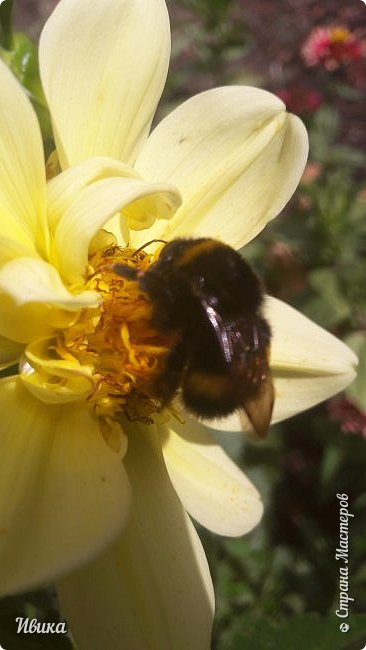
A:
[328,396,366,438]
[302,26,366,70]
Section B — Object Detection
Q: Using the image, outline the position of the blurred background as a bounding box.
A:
[1,0,366,648]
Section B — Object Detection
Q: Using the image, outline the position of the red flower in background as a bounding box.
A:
[277,86,323,114]
[302,26,366,70]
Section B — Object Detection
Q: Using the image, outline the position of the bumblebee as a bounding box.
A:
[113,238,274,438]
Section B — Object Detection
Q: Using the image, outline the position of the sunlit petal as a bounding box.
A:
[57,420,214,650]
[162,418,263,536]
[0,61,48,255]
[134,86,308,246]
[0,377,131,596]
[40,0,171,167]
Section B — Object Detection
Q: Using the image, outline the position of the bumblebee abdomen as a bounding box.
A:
[182,369,239,418]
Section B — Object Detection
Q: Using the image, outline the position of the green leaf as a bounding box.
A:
[218,613,366,649]
[344,332,366,410]
[0,0,14,50]
[6,33,46,107]
[305,268,350,327]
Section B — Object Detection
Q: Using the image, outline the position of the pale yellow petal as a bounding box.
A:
[201,413,245,433]
[0,377,131,596]
[39,0,170,167]
[0,258,99,343]
[134,86,308,246]
[266,296,357,375]
[0,225,39,267]
[21,365,94,404]
[271,374,357,423]
[162,418,263,536]
[53,176,180,284]
[21,337,95,404]
[0,295,77,344]
[57,420,214,650]
[267,297,357,420]
[0,61,48,255]
[202,297,358,432]
[0,257,100,309]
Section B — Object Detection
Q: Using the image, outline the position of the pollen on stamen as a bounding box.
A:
[59,236,177,425]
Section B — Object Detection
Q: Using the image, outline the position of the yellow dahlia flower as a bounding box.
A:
[0,0,356,648]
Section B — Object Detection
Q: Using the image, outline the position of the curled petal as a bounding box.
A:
[162,418,263,536]
[46,157,141,232]
[20,337,95,404]
[0,377,131,596]
[134,86,308,247]
[52,176,181,284]
[40,0,171,167]
[57,420,214,650]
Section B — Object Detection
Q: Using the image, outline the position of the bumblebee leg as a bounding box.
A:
[153,343,186,406]
[112,264,139,280]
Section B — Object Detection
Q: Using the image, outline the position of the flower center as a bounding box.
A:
[83,240,178,422]
[84,238,179,422]
[21,235,180,429]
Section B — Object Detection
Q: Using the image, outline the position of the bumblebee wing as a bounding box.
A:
[200,298,234,363]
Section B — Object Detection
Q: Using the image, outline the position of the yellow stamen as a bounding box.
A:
[57,239,178,424]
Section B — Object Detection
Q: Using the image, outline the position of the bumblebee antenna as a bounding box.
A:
[132,239,167,257]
